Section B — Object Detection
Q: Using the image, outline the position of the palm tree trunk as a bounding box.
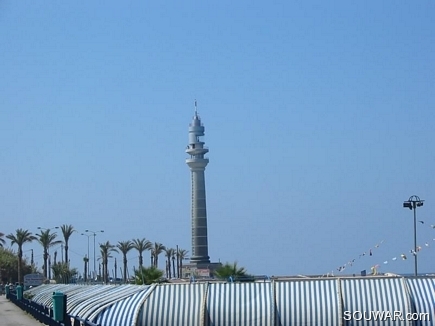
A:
[176,254,179,278]
[17,252,23,284]
[84,260,88,282]
[139,254,143,269]
[65,243,69,265]
[123,258,127,283]
[105,258,109,283]
[43,250,48,279]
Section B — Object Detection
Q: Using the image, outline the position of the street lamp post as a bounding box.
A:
[403,195,424,276]
[85,230,104,279]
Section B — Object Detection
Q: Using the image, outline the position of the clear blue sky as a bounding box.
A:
[1,1,434,278]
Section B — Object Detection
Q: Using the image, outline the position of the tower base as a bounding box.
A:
[182,262,222,279]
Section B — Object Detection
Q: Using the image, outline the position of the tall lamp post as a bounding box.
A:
[85,229,104,279]
[403,195,424,276]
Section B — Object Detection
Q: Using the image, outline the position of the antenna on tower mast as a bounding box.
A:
[194,99,197,115]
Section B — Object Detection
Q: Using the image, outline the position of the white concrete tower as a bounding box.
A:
[186,101,210,264]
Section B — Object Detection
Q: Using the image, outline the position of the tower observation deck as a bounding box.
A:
[186,102,210,264]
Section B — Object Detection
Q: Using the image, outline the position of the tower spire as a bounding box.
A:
[194,99,198,116]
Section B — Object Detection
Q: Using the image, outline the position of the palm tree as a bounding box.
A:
[58,224,75,265]
[51,262,78,284]
[132,238,151,269]
[134,266,164,285]
[99,241,118,283]
[177,249,188,278]
[83,256,89,282]
[36,229,62,279]
[164,248,175,278]
[214,262,248,280]
[117,240,133,283]
[0,232,6,247]
[6,229,36,283]
[151,242,165,268]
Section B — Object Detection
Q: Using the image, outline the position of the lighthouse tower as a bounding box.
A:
[186,102,210,265]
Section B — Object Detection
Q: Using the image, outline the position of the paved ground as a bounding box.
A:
[0,295,44,326]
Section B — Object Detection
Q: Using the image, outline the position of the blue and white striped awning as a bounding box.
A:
[22,276,435,326]
[96,286,152,326]
[341,277,411,326]
[31,284,90,307]
[80,285,149,322]
[65,285,107,313]
[205,282,273,326]
[406,278,435,326]
[275,278,339,326]
[138,283,207,326]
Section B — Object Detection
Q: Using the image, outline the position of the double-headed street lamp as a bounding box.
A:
[85,229,104,279]
[403,195,424,276]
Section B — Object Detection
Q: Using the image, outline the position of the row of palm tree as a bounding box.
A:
[99,239,189,283]
[1,226,189,284]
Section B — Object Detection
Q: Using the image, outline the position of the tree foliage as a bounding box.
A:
[117,240,133,283]
[51,262,78,284]
[164,248,175,278]
[177,249,188,278]
[177,248,189,260]
[0,232,5,247]
[99,241,118,283]
[134,266,164,285]
[6,228,37,283]
[37,229,62,279]
[132,238,151,269]
[59,224,75,265]
[150,242,165,268]
[214,262,252,281]
[0,247,32,283]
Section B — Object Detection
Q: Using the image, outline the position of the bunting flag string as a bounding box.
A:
[328,219,434,276]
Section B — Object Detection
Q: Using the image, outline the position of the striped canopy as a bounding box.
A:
[24,276,435,326]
